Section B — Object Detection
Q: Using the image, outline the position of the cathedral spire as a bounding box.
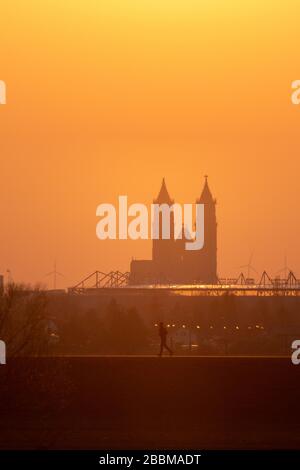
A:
[198,175,215,204]
[154,178,174,204]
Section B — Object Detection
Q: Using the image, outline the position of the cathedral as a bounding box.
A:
[129,176,217,285]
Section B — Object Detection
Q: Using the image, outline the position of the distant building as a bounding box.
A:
[130,176,217,284]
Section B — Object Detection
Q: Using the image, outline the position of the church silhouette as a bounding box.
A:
[129,176,217,285]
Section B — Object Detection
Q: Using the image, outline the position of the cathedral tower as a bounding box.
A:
[152,178,177,282]
[194,175,217,283]
[130,177,218,285]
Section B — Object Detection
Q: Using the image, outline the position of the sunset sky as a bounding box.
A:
[0,1,300,288]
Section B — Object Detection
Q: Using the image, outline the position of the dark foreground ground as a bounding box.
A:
[0,357,299,449]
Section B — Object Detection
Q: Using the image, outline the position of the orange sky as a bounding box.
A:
[0,1,300,288]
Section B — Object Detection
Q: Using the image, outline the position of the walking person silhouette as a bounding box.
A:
[158,322,173,356]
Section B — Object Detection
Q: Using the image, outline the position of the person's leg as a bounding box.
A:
[158,340,163,356]
[164,341,173,355]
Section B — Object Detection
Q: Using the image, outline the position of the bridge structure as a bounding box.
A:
[68,270,300,296]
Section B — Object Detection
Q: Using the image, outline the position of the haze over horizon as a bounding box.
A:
[1,1,300,288]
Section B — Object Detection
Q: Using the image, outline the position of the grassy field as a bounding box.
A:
[0,357,299,449]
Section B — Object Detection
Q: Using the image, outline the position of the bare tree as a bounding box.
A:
[0,283,50,357]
